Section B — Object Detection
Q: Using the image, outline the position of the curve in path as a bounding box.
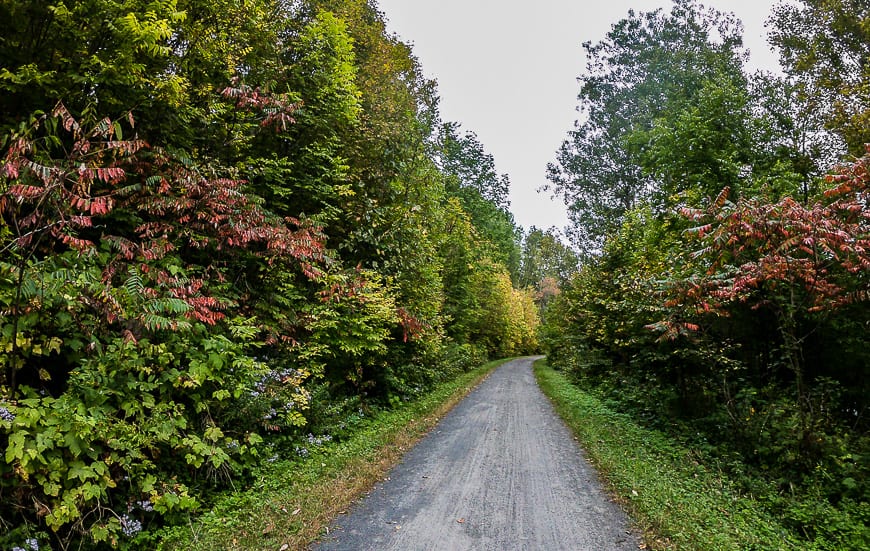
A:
[312,356,641,551]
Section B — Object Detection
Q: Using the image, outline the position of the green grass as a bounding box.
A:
[534,359,801,550]
[155,358,509,550]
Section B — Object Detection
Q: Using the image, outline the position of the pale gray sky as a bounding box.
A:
[375,0,784,233]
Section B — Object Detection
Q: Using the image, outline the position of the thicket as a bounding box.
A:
[0,1,546,548]
[542,0,869,548]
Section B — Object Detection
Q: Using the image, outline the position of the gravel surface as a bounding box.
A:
[312,357,641,550]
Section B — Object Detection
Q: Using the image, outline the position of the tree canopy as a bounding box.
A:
[545,0,749,256]
[0,1,539,547]
[541,1,869,548]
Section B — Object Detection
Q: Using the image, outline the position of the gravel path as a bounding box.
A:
[312,357,640,550]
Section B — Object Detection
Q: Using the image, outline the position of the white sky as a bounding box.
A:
[375,0,784,233]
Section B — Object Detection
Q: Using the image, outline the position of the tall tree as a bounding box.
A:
[768,0,870,156]
[436,122,521,280]
[0,0,186,130]
[518,227,578,288]
[746,73,844,202]
[0,0,538,545]
[545,0,749,256]
[654,150,870,455]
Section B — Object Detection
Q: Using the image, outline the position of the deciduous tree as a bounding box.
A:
[768,0,870,156]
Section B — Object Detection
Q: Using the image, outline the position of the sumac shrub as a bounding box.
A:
[0,105,326,547]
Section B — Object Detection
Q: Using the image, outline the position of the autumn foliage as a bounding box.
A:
[676,151,869,317]
[540,2,869,548]
[0,1,538,548]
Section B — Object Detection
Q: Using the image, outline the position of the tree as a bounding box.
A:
[746,72,844,202]
[0,0,538,545]
[539,2,870,543]
[635,74,752,206]
[436,122,521,280]
[0,0,288,152]
[239,8,362,221]
[768,0,870,156]
[518,227,579,313]
[0,104,326,546]
[436,122,510,209]
[518,227,577,286]
[465,259,539,357]
[654,151,870,448]
[545,0,749,256]
[0,0,186,132]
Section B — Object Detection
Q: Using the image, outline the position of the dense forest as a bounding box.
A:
[0,0,579,547]
[1,0,868,549]
[541,0,869,548]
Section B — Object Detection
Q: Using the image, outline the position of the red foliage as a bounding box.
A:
[221,79,301,132]
[396,307,426,343]
[1,102,326,333]
[652,149,870,340]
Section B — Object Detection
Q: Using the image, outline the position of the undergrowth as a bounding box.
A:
[151,358,509,550]
[534,359,869,550]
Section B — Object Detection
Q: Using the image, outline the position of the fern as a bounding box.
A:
[123,270,144,295]
[140,312,191,331]
[143,297,191,316]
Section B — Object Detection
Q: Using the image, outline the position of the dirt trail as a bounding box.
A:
[312,357,640,550]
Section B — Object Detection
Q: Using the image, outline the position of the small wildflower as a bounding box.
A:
[306,433,332,446]
[295,446,309,458]
[0,406,15,422]
[137,500,154,512]
[120,514,142,537]
[26,538,39,551]
[12,546,26,551]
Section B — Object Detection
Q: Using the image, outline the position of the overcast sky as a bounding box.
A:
[375,0,784,233]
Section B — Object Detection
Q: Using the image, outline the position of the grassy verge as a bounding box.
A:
[534,359,800,550]
[156,358,509,550]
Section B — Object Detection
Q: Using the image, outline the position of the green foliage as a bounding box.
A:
[545,0,748,256]
[636,75,752,205]
[0,103,327,546]
[465,259,539,358]
[0,0,537,547]
[536,360,870,550]
[435,122,520,278]
[0,327,277,545]
[746,73,838,201]
[543,143,869,551]
[768,0,870,156]
[543,3,869,546]
[518,227,578,289]
[0,0,186,128]
[540,205,676,381]
[246,8,361,219]
[301,268,399,394]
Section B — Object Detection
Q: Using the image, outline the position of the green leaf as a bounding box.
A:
[67,460,93,482]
